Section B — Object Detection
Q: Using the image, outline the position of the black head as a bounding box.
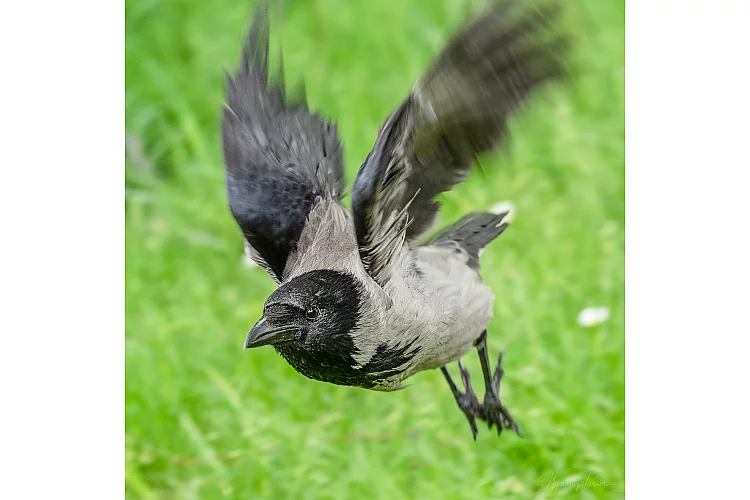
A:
[245,269,366,384]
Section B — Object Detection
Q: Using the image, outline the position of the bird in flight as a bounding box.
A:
[222,0,567,439]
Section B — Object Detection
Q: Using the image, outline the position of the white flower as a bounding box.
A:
[490,200,517,223]
[577,307,610,327]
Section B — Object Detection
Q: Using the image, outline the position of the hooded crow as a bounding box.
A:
[222,0,567,439]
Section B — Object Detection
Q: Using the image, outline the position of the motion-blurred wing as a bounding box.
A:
[222,2,344,283]
[351,0,567,283]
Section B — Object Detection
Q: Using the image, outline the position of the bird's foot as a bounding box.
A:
[482,351,523,436]
[441,360,485,440]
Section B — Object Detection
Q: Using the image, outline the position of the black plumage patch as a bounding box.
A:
[359,336,421,381]
[408,255,424,279]
[267,269,420,389]
[222,2,343,282]
[270,270,364,385]
[226,165,316,280]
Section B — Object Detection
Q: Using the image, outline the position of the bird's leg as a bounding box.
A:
[474,330,523,436]
[441,361,485,440]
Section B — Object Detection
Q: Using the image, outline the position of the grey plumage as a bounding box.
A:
[222,0,568,438]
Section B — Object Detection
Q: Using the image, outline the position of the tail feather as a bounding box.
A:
[426,211,512,269]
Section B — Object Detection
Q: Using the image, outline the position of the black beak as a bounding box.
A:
[244,317,298,349]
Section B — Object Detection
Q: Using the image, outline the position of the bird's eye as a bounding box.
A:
[305,307,319,320]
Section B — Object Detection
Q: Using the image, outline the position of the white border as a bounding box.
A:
[627,0,750,496]
[0,1,124,498]
[2,0,750,497]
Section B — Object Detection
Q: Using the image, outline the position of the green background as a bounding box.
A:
[126,0,624,498]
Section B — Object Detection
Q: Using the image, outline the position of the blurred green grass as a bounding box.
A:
[125,0,624,498]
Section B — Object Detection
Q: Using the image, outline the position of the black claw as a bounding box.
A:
[492,350,505,389]
[441,363,484,440]
[482,351,523,437]
[465,407,479,440]
[476,337,523,438]
[442,343,522,439]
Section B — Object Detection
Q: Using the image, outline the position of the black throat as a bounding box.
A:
[269,269,419,389]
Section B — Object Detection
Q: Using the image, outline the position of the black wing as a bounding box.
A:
[222,2,344,283]
[350,0,567,283]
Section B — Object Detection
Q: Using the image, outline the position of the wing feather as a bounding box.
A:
[351,0,567,283]
[222,1,344,283]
